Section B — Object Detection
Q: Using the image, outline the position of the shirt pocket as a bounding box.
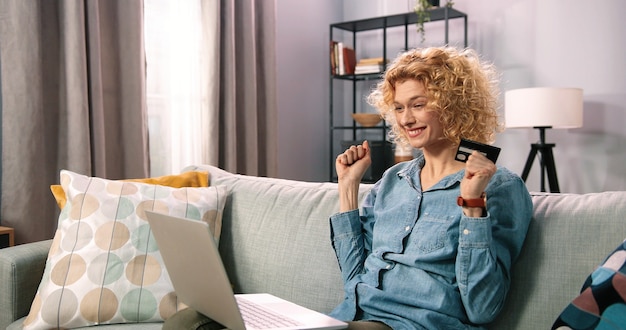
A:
[412,213,455,254]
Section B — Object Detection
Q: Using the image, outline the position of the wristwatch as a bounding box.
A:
[457,192,487,208]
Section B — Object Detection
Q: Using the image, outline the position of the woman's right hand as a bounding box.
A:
[335,140,372,184]
[336,141,372,212]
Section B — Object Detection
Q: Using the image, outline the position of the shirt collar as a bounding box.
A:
[397,153,464,191]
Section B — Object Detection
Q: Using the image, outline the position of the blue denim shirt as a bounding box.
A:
[329,155,532,329]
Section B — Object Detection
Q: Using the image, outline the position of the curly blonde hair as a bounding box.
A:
[368,47,502,147]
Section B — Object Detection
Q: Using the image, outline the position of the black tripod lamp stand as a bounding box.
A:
[505,87,583,193]
[520,126,559,192]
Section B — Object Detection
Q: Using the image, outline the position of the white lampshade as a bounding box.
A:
[505,87,583,129]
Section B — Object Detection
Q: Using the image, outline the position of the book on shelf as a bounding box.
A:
[354,57,388,75]
[342,47,356,75]
[357,57,385,65]
[354,65,384,74]
[330,41,356,76]
[330,41,337,75]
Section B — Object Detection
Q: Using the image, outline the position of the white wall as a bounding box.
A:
[276,0,626,193]
[275,0,342,181]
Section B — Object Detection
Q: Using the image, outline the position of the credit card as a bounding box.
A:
[455,138,501,164]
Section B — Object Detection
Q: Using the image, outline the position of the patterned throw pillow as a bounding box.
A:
[552,239,626,329]
[23,170,227,329]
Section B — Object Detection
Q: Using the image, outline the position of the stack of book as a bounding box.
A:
[330,41,356,76]
[354,57,387,75]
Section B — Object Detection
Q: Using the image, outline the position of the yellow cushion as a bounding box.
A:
[50,171,209,210]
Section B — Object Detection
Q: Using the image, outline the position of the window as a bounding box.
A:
[144,0,209,176]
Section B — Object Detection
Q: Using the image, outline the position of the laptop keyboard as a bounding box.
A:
[237,298,302,329]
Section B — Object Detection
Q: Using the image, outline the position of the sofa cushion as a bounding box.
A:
[489,191,626,329]
[551,238,626,329]
[22,170,227,329]
[185,165,374,315]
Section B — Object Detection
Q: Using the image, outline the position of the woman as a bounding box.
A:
[331,47,532,329]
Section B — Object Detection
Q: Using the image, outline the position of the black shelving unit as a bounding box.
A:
[329,7,468,182]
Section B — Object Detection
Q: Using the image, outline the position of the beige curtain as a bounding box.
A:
[214,0,278,177]
[0,0,149,244]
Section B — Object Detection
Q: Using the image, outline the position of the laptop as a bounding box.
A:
[145,211,348,330]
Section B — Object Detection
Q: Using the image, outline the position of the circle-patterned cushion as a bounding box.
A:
[23,170,227,329]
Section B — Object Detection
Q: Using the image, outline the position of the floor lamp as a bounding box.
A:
[505,87,583,193]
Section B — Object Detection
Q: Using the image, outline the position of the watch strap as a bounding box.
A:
[457,192,487,208]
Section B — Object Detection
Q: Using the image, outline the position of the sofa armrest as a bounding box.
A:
[0,240,52,330]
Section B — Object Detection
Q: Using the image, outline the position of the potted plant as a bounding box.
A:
[414,0,454,44]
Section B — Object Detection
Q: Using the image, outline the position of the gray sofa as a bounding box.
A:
[2,164,626,329]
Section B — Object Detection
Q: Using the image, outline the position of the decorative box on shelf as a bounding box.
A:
[0,226,15,248]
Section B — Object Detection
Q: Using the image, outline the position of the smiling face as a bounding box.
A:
[393,79,447,151]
